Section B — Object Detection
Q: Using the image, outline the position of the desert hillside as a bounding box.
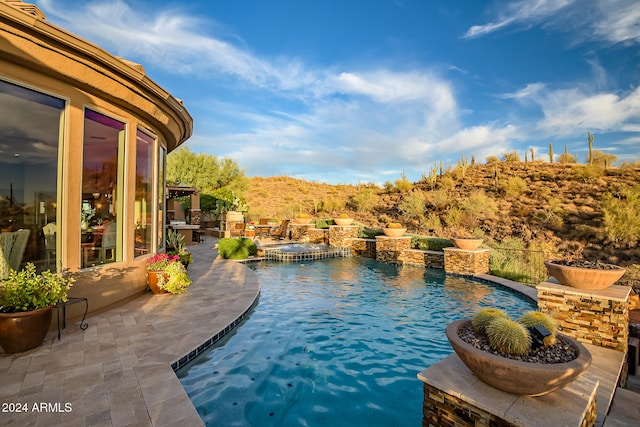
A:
[244,162,640,285]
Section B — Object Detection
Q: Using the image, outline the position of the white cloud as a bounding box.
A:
[593,0,640,45]
[464,0,640,47]
[537,87,640,136]
[463,0,576,39]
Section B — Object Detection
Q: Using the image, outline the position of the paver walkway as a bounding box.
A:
[0,242,259,426]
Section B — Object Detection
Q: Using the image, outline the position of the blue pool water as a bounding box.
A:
[176,257,535,426]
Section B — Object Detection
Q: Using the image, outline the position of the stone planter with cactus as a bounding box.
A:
[445,308,591,396]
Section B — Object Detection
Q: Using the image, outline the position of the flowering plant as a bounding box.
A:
[386,222,403,229]
[145,253,180,271]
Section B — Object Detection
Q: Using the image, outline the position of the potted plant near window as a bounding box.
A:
[0,263,74,353]
[445,308,591,396]
[166,229,192,269]
[383,222,406,237]
[145,253,191,295]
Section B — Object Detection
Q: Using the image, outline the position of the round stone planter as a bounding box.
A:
[383,227,406,237]
[147,271,170,295]
[445,319,592,396]
[451,238,483,250]
[0,306,53,354]
[294,217,313,225]
[333,217,354,226]
[544,261,626,290]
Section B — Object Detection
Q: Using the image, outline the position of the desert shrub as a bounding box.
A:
[518,311,557,346]
[489,237,551,285]
[412,236,454,251]
[573,165,603,183]
[423,213,442,232]
[501,151,521,162]
[425,189,451,211]
[315,218,335,229]
[500,176,527,197]
[437,175,456,191]
[486,317,531,356]
[485,155,500,163]
[383,180,394,192]
[351,188,379,212]
[395,177,413,192]
[443,206,464,227]
[217,237,258,259]
[557,151,577,163]
[322,197,345,213]
[399,193,426,221]
[472,308,509,336]
[602,186,640,247]
[459,190,498,226]
[359,226,383,238]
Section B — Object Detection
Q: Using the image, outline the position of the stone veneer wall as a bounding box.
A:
[289,224,313,241]
[329,225,358,248]
[307,228,329,244]
[443,248,490,275]
[421,382,597,427]
[375,236,411,264]
[538,282,631,353]
[399,249,444,269]
[351,238,376,258]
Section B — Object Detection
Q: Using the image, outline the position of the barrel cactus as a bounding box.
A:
[518,311,558,346]
[486,317,532,356]
[472,308,509,336]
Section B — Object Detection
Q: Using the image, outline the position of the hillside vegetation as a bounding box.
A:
[245,163,640,286]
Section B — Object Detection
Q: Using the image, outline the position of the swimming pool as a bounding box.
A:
[177,257,536,426]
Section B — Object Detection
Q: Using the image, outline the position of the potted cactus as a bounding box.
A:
[333,214,354,226]
[445,308,591,396]
[294,213,313,225]
[383,222,406,237]
[0,263,74,353]
[544,258,625,290]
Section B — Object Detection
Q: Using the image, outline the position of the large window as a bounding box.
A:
[135,129,154,257]
[0,79,64,278]
[81,109,125,268]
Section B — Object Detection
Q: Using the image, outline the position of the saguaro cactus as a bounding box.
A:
[548,142,553,163]
[588,131,594,165]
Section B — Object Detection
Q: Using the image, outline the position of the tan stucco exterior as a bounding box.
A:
[0,1,193,316]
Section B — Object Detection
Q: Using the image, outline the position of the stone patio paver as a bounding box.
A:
[0,241,259,427]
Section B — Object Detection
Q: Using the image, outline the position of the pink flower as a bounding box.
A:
[146,253,180,271]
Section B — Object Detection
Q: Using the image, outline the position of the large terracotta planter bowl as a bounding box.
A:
[294,217,313,225]
[445,319,592,396]
[333,217,354,226]
[544,261,626,290]
[451,238,483,250]
[0,306,53,354]
[383,227,406,237]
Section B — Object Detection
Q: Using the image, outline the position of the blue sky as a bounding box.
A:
[36,0,640,184]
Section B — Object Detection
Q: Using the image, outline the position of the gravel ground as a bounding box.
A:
[458,323,578,363]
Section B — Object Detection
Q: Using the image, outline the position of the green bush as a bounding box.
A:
[315,218,335,229]
[399,193,426,221]
[218,237,258,259]
[351,187,379,212]
[501,176,527,197]
[602,186,640,247]
[411,236,453,251]
[359,226,384,238]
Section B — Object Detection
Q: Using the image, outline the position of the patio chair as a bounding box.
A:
[230,222,245,237]
[42,222,56,268]
[269,219,290,240]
